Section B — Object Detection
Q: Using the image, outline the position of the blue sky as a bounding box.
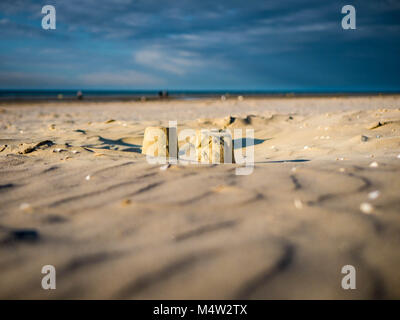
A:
[0,0,400,91]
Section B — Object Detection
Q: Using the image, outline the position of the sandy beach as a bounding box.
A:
[1,95,400,299]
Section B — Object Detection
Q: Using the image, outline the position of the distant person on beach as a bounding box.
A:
[158,90,169,99]
[77,90,83,100]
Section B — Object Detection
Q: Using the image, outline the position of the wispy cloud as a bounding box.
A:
[134,46,207,75]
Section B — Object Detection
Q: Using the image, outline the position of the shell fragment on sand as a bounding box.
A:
[19,203,31,211]
[360,202,374,214]
[369,161,379,168]
[294,199,303,209]
[368,190,380,200]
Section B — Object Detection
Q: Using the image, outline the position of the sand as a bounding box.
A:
[0,95,400,299]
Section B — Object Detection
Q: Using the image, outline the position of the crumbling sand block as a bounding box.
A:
[196,129,235,164]
[142,127,170,157]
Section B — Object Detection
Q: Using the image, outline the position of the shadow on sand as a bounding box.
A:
[233,138,268,149]
[255,159,310,164]
[95,136,142,153]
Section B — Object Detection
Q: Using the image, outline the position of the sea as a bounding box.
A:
[0,89,398,101]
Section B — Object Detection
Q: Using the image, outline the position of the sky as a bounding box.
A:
[0,0,400,91]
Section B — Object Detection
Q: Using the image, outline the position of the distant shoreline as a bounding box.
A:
[1,90,400,103]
